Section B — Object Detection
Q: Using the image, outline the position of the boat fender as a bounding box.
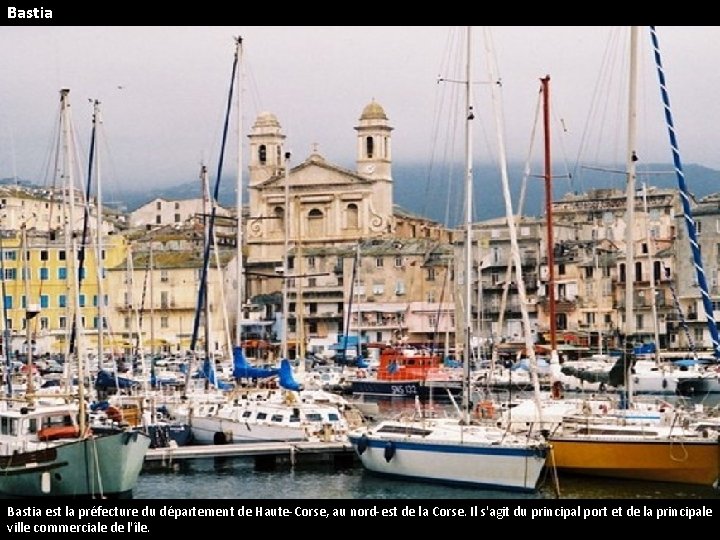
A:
[383,441,396,463]
[599,382,607,393]
[357,434,369,455]
[475,401,495,419]
[662,378,668,389]
[213,431,232,445]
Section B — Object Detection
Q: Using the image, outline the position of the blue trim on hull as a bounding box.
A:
[349,436,548,459]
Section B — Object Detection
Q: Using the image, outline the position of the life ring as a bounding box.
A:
[475,400,495,419]
[383,441,396,463]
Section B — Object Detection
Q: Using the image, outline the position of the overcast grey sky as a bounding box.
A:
[0,26,718,194]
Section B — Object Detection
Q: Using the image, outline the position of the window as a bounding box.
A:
[2,250,16,261]
[156,215,162,225]
[160,270,169,282]
[346,203,359,229]
[161,317,169,328]
[375,257,384,268]
[426,268,435,281]
[174,214,181,223]
[174,202,180,210]
[558,263,565,276]
[40,295,49,308]
[59,316,66,329]
[366,136,374,158]
[58,267,67,280]
[372,282,384,295]
[160,291,169,309]
[3,296,11,310]
[4,268,15,280]
[308,321,318,334]
[39,268,48,281]
[308,277,316,288]
[156,201,162,210]
[395,280,405,295]
[427,291,436,303]
[308,208,323,237]
[79,295,86,308]
[636,314,644,332]
[259,144,267,164]
[395,256,402,267]
[58,250,66,261]
[273,206,284,232]
[40,250,48,261]
[59,295,66,308]
[307,256,315,268]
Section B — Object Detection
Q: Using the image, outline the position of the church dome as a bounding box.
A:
[359,100,388,121]
[253,111,281,128]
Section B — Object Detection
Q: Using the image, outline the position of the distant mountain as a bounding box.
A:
[7,162,720,228]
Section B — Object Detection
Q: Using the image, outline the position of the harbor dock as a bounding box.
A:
[144,441,357,469]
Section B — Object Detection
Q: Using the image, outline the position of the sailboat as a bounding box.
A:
[347,27,549,492]
[545,26,720,487]
[0,89,150,498]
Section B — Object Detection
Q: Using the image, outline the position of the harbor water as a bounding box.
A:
[134,454,720,500]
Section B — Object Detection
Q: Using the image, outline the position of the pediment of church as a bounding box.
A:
[254,153,374,191]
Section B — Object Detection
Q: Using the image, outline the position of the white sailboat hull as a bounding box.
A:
[349,420,548,492]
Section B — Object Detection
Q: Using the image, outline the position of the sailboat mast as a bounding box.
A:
[281,152,291,360]
[462,26,474,421]
[235,36,244,348]
[93,100,106,370]
[541,75,558,358]
[624,26,639,342]
[622,26,639,406]
[649,26,720,359]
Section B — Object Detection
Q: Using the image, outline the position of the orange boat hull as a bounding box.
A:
[548,437,720,486]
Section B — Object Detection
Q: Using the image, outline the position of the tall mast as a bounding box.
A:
[622,26,639,406]
[649,26,720,359]
[624,26,639,342]
[462,26,474,423]
[541,75,558,360]
[235,36,244,348]
[281,151,291,360]
[93,99,106,370]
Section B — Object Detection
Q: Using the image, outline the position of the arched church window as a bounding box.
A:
[273,206,284,232]
[259,145,267,164]
[366,136,374,159]
[308,208,324,237]
[346,203,359,229]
